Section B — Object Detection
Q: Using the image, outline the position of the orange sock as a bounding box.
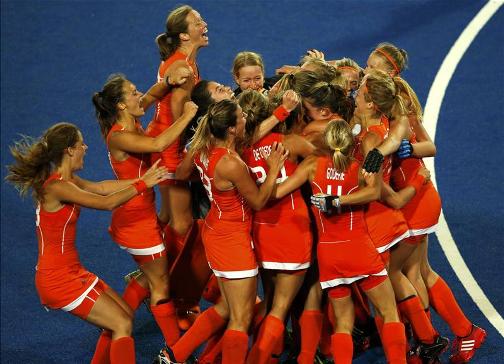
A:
[122,277,149,311]
[397,296,436,344]
[199,328,225,363]
[331,333,353,364]
[222,329,249,364]
[246,315,284,364]
[110,336,135,364]
[319,305,333,357]
[91,331,111,364]
[428,276,472,337]
[151,301,180,346]
[381,322,407,364]
[297,310,323,364]
[172,307,227,362]
[269,329,284,364]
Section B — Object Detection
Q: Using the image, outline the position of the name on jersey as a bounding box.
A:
[252,145,271,161]
[326,168,345,180]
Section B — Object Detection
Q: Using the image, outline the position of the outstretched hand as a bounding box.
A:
[141,160,170,188]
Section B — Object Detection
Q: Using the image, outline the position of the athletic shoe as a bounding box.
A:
[124,269,142,283]
[153,346,180,364]
[418,335,449,364]
[123,269,151,311]
[449,325,487,364]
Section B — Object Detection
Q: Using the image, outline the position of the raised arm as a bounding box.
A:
[140,61,193,111]
[109,101,198,154]
[251,90,300,143]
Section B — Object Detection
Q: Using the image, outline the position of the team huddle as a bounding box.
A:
[6,4,487,364]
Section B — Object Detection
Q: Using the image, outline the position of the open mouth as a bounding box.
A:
[202,30,208,41]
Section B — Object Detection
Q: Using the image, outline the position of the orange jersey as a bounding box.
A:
[243,133,312,269]
[311,157,385,288]
[35,174,100,311]
[353,118,409,252]
[36,174,81,270]
[147,51,200,172]
[194,147,251,224]
[194,147,257,278]
[106,122,163,248]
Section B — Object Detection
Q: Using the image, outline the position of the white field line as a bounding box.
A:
[423,0,504,337]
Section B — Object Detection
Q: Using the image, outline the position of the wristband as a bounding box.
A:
[408,174,425,194]
[272,105,290,122]
[132,180,147,194]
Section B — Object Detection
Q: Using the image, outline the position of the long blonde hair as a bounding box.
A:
[363,69,407,119]
[324,119,354,172]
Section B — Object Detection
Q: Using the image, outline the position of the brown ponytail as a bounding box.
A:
[6,122,80,202]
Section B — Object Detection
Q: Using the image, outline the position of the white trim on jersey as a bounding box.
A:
[61,276,99,312]
[376,230,411,253]
[320,268,388,290]
[260,261,310,270]
[118,243,165,256]
[61,205,76,254]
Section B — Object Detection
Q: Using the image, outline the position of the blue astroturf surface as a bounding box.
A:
[1,1,503,363]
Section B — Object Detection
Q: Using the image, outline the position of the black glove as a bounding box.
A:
[363,148,384,173]
[310,194,340,213]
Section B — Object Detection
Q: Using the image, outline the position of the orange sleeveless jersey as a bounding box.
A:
[391,122,441,235]
[242,133,312,270]
[106,122,163,248]
[146,50,200,172]
[194,147,257,278]
[353,117,410,253]
[310,157,386,289]
[35,174,99,309]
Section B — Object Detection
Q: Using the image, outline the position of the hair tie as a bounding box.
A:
[334,147,341,152]
[375,48,400,75]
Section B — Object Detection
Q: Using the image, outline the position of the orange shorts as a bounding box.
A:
[318,231,386,290]
[35,264,108,319]
[366,201,410,253]
[252,217,312,270]
[202,219,258,279]
[401,182,441,238]
[109,204,163,249]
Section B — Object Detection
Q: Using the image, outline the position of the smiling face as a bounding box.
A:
[207,81,234,102]
[120,81,144,118]
[234,65,264,92]
[184,10,208,48]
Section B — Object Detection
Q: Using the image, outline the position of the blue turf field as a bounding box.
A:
[1,1,503,363]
